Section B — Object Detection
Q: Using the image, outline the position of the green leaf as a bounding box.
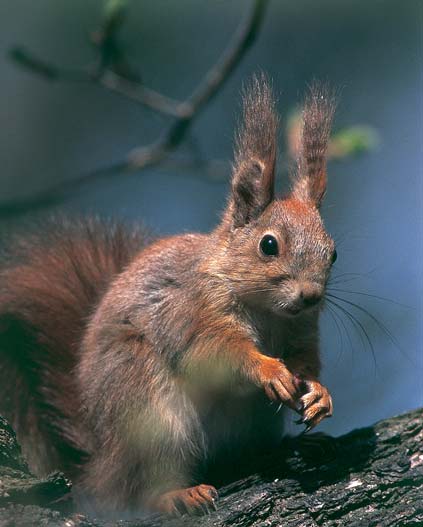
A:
[103,0,128,19]
[329,125,380,159]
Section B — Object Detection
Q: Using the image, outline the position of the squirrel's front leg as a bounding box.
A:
[244,344,301,411]
[183,330,301,412]
[285,347,333,431]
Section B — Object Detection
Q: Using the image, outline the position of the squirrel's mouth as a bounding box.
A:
[283,298,323,317]
[284,306,302,316]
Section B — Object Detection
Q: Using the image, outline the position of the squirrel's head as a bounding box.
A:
[213,75,337,317]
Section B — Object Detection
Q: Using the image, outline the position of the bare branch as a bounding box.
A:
[10,48,182,117]
[99,71,183,117]
[9,48,89,82]
[3,0,269,216]
[110,0,270,172]
[11,0,268,122]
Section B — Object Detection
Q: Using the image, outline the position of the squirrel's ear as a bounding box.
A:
[224,74,278,229]
[292,82,336,208]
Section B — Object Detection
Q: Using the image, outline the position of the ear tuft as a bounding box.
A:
[225,73,279,229]
[293,81,337,207]
[234,73,279,174]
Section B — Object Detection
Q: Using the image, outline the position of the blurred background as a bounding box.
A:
[0,0,421,437]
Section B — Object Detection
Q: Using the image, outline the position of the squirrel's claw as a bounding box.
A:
[152,484,218,517]
[295,379,333,432]
[302,423,313,435]
[258,356,301,412]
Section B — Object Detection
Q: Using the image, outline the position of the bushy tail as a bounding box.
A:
[0,216,148,476]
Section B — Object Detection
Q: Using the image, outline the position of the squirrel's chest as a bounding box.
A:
[254,317,291,359]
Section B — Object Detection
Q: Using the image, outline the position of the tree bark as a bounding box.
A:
[0,408,422,526]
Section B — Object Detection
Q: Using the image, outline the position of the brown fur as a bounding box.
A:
[0,76,337,516]
[0,218,148,476]
[293,81,337,206]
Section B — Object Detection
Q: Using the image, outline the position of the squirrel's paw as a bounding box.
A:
[297,380,333,432]
[152,484,218,516]
[257,357,300,411]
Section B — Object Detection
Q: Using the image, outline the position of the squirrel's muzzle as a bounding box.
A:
[292,282,324,311]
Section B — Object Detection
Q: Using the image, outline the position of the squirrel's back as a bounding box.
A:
[0,216,148,476]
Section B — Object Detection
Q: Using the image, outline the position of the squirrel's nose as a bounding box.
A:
[298,283,323,308]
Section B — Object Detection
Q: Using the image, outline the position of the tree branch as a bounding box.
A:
[1,408,422,525]
[3,0,269,216]
[9,47,183,117]
[126,0,269,170]
[99,71,183,117]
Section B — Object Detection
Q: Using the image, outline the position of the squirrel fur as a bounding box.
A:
[0,75,337,516]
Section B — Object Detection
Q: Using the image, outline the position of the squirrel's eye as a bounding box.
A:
[331,249,338,265]
[260,235,279,257]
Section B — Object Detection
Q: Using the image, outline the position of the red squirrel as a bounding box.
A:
[0,76,336,516]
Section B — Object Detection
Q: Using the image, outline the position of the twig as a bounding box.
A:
[3,0,269,216]
[99,71,183,117]
[9,49,183,117]
[126,0,269,171]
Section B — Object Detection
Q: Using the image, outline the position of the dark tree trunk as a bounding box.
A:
[1,408,422,527]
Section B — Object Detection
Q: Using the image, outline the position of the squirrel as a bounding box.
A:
[0,75,337,517]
